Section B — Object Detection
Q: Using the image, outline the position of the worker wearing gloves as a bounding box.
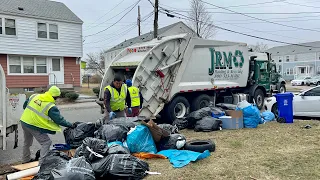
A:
[104,75,132,122]
[20,86,76,163]
[125,79,143,117]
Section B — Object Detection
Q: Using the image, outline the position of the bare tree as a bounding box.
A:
[248,42,269,52]
[85,51,105,76]
[187,0,216,39]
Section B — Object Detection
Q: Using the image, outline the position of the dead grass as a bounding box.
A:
[79,87,96,96]
[145,120,320,180]
[81,83,100,88]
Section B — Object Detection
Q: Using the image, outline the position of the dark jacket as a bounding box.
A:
[104,82,131,112]
[21,97,72,134]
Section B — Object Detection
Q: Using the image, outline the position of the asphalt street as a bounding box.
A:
[0,105,102,165]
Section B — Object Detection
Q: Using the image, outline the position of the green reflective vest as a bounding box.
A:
[128,86,140,107]
[106,84,127,111]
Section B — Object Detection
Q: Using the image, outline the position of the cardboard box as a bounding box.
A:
[60,149,76,158]
[219,110,243,129]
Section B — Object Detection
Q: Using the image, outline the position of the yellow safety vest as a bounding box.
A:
[128,86,140,107]
[20,93,61,132]
[105,84,127,111]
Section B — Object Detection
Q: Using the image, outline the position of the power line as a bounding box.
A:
[85,0,125,30]
[160,10,320,49]
[198,0,320,33]
[84,0,141,38]
[282,1,320,8]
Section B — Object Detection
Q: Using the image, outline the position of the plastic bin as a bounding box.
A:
[274,92,294,123]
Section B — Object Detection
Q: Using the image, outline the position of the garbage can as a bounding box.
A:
[274,92,294,123]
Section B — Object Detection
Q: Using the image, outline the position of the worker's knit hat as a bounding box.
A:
[48,86,61,97]
[126,79,132,87]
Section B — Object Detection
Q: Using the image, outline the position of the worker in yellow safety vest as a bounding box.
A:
[20,86,76,163]
[125,79,143,117]
[103,75,132,122]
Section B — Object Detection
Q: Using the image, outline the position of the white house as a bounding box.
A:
[267,41,320,80]
[0,0,83,92]
[104,21,195,70]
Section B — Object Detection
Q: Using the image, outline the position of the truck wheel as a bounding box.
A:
[279,84,286,93]
[166,96,190,123]
[254,89,264,110]
[191,94,211,111]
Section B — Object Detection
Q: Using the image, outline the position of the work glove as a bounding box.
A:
[128,108,132,115]
[109,112,116,120]
[71,123,78,129]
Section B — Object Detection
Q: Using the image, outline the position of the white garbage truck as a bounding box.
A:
[98,33,285,122]
[0,64,24,150]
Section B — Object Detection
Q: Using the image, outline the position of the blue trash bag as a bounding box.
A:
[237,105,261,128]
[261,111,275,122]
[126,125,157,154]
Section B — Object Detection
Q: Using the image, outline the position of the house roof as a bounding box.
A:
[105,21,194,53]
[0,0,83,24]
[267,41,320,56]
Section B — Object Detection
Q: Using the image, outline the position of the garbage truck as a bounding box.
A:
[97,33,285,122]
[0,64,22,150]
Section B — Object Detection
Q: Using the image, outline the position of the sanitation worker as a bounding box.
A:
[125,79,143,117]
[20,86,76,163]
[104,74,132,122]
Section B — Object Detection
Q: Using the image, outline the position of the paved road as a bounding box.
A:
[0,105,102,165]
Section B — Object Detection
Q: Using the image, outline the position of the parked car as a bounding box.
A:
[291,76,311,86]
[264,85,320,117]
[306,75,320,86]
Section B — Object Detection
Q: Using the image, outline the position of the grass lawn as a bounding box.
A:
[145,120,320,180]
[79,83,100,96]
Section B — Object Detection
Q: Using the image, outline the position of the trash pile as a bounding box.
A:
[31,117,214,180]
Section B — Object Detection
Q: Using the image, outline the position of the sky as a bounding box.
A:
[55,0,320,58]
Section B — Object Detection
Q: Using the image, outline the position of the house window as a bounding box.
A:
[37,23,47,38]
[9,56,21,73]
[36,57,47,73]
[0,18,2,34]
[23,56,35,73]
[49,24,58,39]
[286,56,290,62]
[37,22,58,40]
[5,19,16,35]
[290,68,294,75]
[8,56,47,74]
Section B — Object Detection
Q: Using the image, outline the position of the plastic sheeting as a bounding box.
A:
[127,125,157,154]
[157,149,211,168]
[63,122,95,148]
[94,124,127,142]
[92,154,149,179]
[194,116,222,132]
[50,156,95,180]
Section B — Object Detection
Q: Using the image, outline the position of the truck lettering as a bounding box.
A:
[208,48,244,80]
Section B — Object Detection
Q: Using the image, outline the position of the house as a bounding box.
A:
[104,21,195,70]
[0,0,83,92]
[267,41,320,80]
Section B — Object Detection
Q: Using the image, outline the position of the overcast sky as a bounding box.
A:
[55,0,320,58]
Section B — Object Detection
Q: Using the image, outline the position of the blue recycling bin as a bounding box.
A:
[274,92,294,123]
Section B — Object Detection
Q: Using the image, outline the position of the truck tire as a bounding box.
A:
[279,84,286,93]
[165,96,190,123]
[184,140,215,153]
[254,89,264,110]
[191,94,211,111]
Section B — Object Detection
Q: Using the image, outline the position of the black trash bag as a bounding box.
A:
[158,124,179,134]
[32,150,71,180]
[92,154,149,179]
[63,122,96,148]
[74,137,108,162]
[50,156,95,180]
[157,134,186,151]
[216,103,237,110]
[107,144,130,154]
[172,118,189,130]
[107,117,140,132]
[94,124,127,142]
[186,107,212,129]
[194,116,222,132]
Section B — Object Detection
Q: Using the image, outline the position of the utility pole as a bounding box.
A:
[154,0,159,38]
[138,6,141,36]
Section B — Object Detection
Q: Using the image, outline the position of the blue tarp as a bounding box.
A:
[157,149,211,168]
